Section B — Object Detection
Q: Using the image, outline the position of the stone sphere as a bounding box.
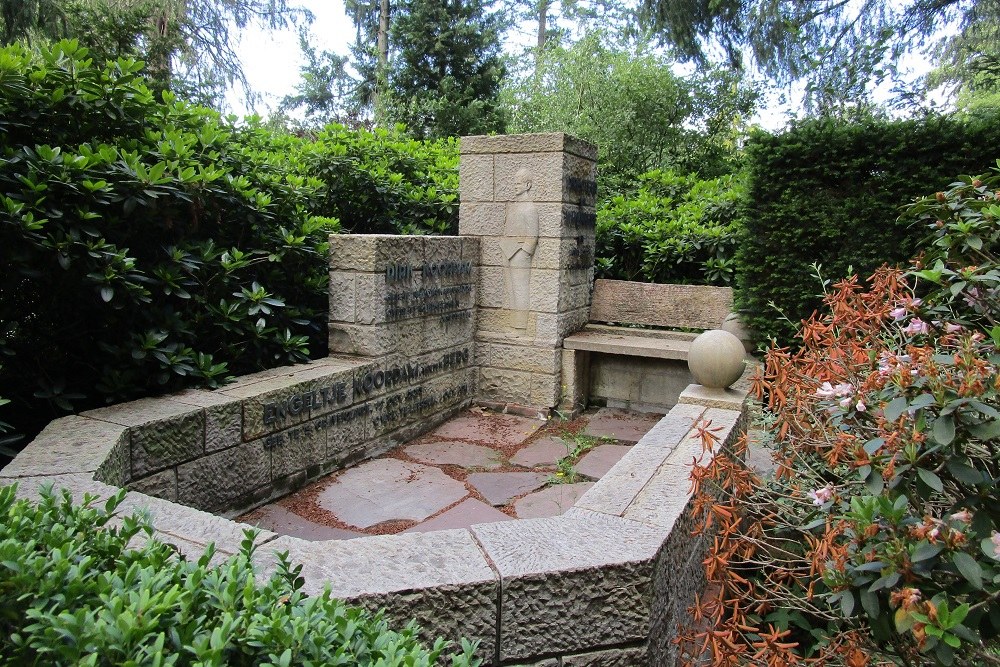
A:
[688,329,746,389]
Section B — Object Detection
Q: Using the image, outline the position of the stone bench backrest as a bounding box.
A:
[589,279,733,331]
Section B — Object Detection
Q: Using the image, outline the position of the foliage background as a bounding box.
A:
[682,163,1000,666]
[0,42,457,457]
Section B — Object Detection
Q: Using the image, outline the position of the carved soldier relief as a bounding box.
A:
[500,167,539,330]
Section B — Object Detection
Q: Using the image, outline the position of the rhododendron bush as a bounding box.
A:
[681,163,1000,666]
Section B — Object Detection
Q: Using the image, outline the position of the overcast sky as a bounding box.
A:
[229,0,945,130]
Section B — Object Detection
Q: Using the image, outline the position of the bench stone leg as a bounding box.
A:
[559,348,590,417]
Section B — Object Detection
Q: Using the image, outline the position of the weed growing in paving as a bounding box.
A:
[548,433,614,484]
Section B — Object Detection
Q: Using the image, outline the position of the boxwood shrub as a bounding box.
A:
[0,483,481,666]
[735,111,1000,347]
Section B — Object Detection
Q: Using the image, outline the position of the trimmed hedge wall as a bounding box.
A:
[735,112,1000,346]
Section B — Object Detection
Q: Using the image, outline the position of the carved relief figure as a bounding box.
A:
[500,167,538,329]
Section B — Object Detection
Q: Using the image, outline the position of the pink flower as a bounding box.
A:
[808,485,835,505]
[890,307,907,321]
[945,323,963,333]
[991,532,1000,558]
[856,400,866,413]
[817,382,854,399]
[903,318,929,336]
[950,510,973,523]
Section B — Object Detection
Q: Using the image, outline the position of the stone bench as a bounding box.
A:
[561,279,739,413]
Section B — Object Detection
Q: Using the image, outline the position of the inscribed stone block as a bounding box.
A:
[328,234,424,273]
[269,420,327,480]
[424,235,475,265]
[226,361,358,440]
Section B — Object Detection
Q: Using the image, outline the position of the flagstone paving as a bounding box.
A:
[243,504,365,541]
[513,482,595,519]
[575,444,633,480]
[402,498,512,533]
[427,412,543,447]
[510,436,568,468]
[241,406,666,539]
[467,471,549,506]
[582,407,663,443]
[404,441,504,469]
[315,459,469,528]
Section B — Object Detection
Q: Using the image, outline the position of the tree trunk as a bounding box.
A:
[378,0,389,69]
[374,0,389,118]
[536,0,547,50]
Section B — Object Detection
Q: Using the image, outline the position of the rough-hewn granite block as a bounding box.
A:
[472,511,664,663]
[0,415,129,485]
[83,397,205,477]
[254,531,499,662]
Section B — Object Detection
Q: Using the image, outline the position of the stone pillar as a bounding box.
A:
[459,133,597,414]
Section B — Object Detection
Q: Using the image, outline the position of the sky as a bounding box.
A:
[229,0,948,130]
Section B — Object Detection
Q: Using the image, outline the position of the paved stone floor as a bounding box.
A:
[239,406,666,540]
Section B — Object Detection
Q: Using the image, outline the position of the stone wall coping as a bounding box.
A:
[459,133,597,161]
[2,352,744,667]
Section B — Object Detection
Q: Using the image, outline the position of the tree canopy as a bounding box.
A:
[0,0,310,106]
[639,0,995,110]
[385,0,507,138]
[503,32,758,187]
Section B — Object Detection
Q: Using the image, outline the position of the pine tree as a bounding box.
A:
[386,0,507,139]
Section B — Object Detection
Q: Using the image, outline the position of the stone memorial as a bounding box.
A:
[1,132,751,667]
[459,133,597,414]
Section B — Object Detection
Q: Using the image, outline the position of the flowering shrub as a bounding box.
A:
[680,163,1000,666]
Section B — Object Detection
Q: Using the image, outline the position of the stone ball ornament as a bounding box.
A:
[688,329,746,389]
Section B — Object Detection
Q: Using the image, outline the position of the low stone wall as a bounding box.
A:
[0,386,745,666]
[2,235,482,518]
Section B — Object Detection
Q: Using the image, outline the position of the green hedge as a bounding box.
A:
[595,169,744,285]
[735,111,1000,346]
[0,484,480,666]
[0,41,457,454]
